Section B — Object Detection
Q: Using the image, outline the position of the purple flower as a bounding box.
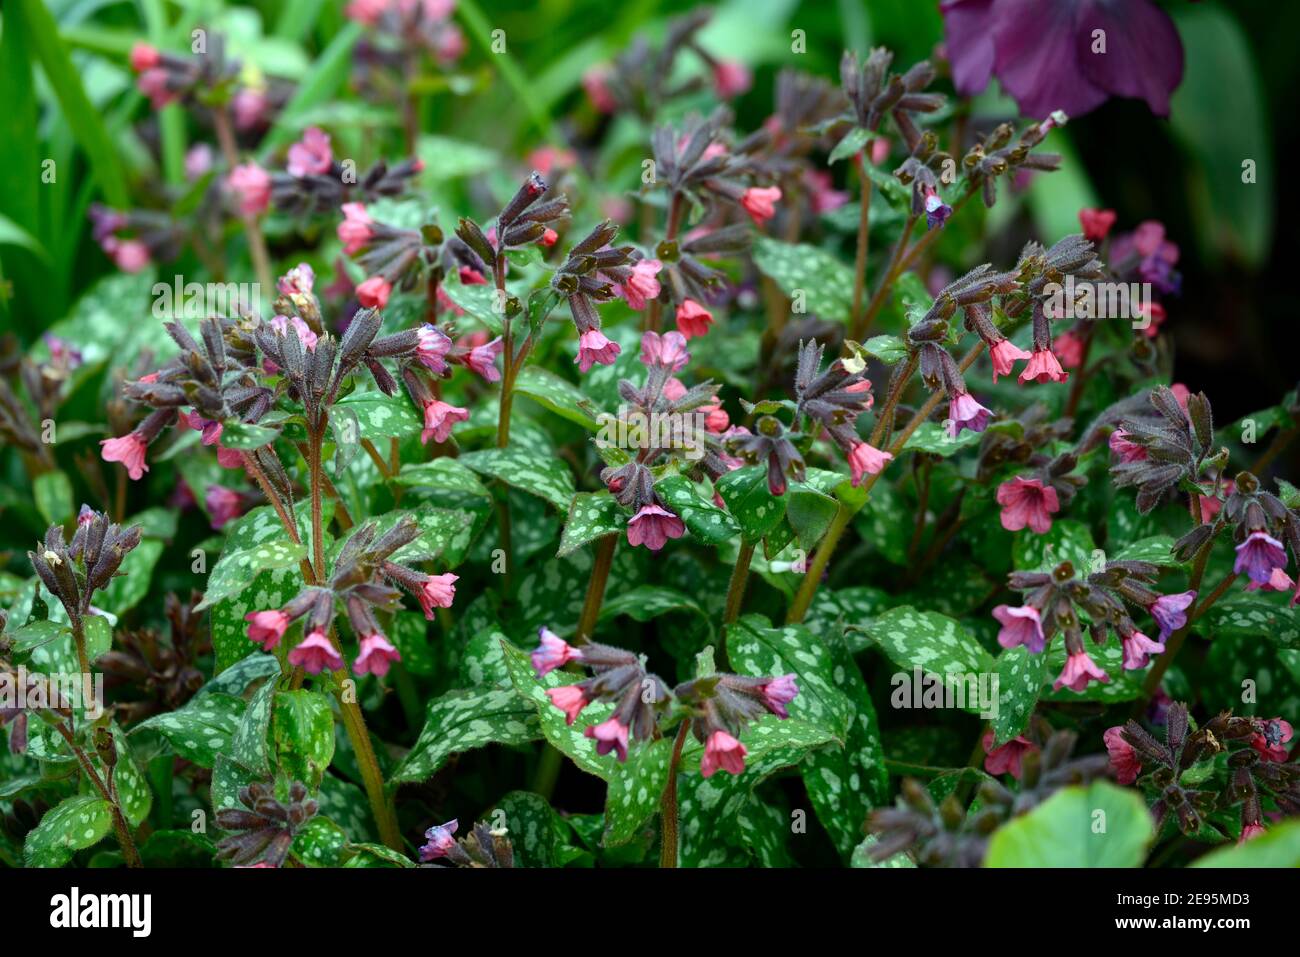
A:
[531,627,583,677]
[941,0,1184,119]
[947,391,991,438]
[1234,531,1287,586]
[420,820,458,861]
[992,604,1045,654]
[1149,590,1196,642]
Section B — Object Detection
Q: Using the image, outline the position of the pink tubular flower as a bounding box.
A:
[419,820,458,861]
[626,503,686,552]
[702,402,729,433]
[288,631,344,675]
[995,477,1060,534]
[244,610,289,651]
[546,685,590,726]
[712,60,752,98]
[100,432,149,480]
[205,485,244,529]
[982,729,1037,780]
[1078,208,1118,243]
[700,730,747,778]
[615,259,662,310]
[989,338,1032,382]
[1250,718,1293,763]
[582,65,617,113]
[576,329,621,373]
[584,718,630,762]
[112,240,152,273]
[129,43,161,72]
[1053,650,1110,693]
[639,330,689,371]
[420,399,468,445]
[804,169,849,214]
[1234,531,1288,586]
[1239,823,1266,843]
[757,674,799,718]
[466,336,504,382]
[354,634,401,677]
[277,263,316,299]
[415,323,453,373]
[947,391,991,438]
[226,163,271,216]
[270,314,319,351]
[458,265,488,286]
[1246,566,1294,593]
[663,377,687,402]
[741,186,782,225]
[1052,329,1086,369]
[356,276,392,309]
[137,68,176,109]
[992,604,1045,654]
[540,227,558,247]
[1121,629,1165,671]
[674,299,714,339]
[1104,726,1142,785]
[1108,427,1147,463]
[287,126,333,177]
[531,628,583,678]
[417,573,458,618]
[231,87,270,132]
[847,442,893,486]
[1149,590,1196,642]
[337,202,374,254]
[1018,348,1069,384]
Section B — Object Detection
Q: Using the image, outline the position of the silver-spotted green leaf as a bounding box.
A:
[343,842,417,867]
[24,795,112,867]
[459,628,512,687]
[492,790,565,867]
[438,277,503,334]
[195,539,307,611]
[603,737,673,847]
[863,605,997,679]
[211,566,302,673]
[806,585,894,653]
[1111,535,1179,566]
[329,406,361,477]
[230,677,277,775]
[391,683,540,785]
[273,690,336,789]
[828,126,871,164]
[335,388,423,440]
[86,725,151,826]
[862,334,907,364]
[394,458,492,503]
[985,781,1155,867]
[901,421,983,456]
[211,753,260,814]
[389,611,435,677]
[133,692,246,767]
[33,470,74,526]
[1013,518,1096,573]
[460,446,575,511]
[785,483,838,550]
[1201,593,1300,647]
[95,538,163,616]
[317,774,374,842]
[991,646,1047,745]
[218,421,281,450]
[716,466,788,543]
[557,491,624,558]
[515,366,599,429]
[752,236,854,322]
[655,474,739,545]
[851,835,917,867]
[292,816,348,867]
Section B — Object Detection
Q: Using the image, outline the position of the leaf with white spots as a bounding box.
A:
[851,834,917,867]
[273,690,336,790]
[1013,518,1095,573]
[1111,535,1180,566]
[515,366,600,429]
[336,388,424,440]
[655,474,739,545]
[493,790,566,867]
[230,677,277,775]
[194,539,308,612]
[1041,639,1145,702]
[557,491,625,558]
[716,466,788,543]
[752,237,854,323]
[1201,593,1300,648]
[990,646,1047,745]
[198,653,280,698]
[24,795,112,867]
[603,737,673,847]
[901,421,983,457]
[862,605,997,682]
[292,816,348,867]
[87,725,152,826]
[460,446,576,511]
[391,683,540,784]
[134,692,246,768]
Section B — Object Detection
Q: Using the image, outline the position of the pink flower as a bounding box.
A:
[526,146,576,176]
[1246,566,1294,593]
[337,203,374,255]
[804,170,849,214]
[100,432,149,480]
[662,377,687,402]
[354,634,401,677]
[996,477,1060,534]
[576,329,621,373]
[546,685,590,726]
[1103,726,1141,784]
[1053,650,1110,693]
[741,186,782,225]
[1239,823,1266,844]
[531,627,583,677]
[458,265,487,285]
[415,323,453,373]
[981,730,1037,780]
[434,24,466,65]
[287,126,333,177]
[1249,718,1293,763]
[757,674,799,718]
[614,259,662,310]
[992,604,1046,654]
[419,820,458,861]
[420,399,468,445]
[989,338,1032,382]
[639,330,689,371]
[582,65,617,113]
[205,485,244,529]
[1053,329,1086,368]
[1137,301,1167,339]
[1121,629,1165,670]
[1234,531,1287,586]
[947,391,991,438]
[277,263,316,299]
[417,573,458,618]
[232,87,270,131]
[185,143,214,179]
[137,69,176,109]
[702,402,729,433]
[226,163,271,216]
[540,227,558,247]
[700,730,747,778]
[1018,348,1069,384]
[847,442,893,486]
[112,239,152,273]
[626,503,685,552]
[584,718,630,762]
[1078,208,1117,243]
[712,60,752,98]
[129,43,161,72]
[270,314,319,351]
[922,185,952,229]
[288,630,344,674]
[1108,427,1147,463]
[1149,590,1196,642]
[466,336,504,382]
[356,276,392,309]
[675,299,714,339]
[244,610,289,651]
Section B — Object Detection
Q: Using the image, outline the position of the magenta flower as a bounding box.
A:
[288,630,344,675]
[712,60,752,98]
[205,485,244,530]
[338,202,374,255]
[940,0,1184,119]
[1078,207,1117,242]
[626,503,686,552]
[995,477,1059,534]
[1052,649,1109,693]
[582,65,617,114]
[466,336,504,382]
[136,69,176,109]
[922,185,952,230]
[232,87,270,132]
[992,604,1045,654]
[356,276,391,310]
[419,820,458,861]
[1240,823,1266,844]
[1111,220,1181,294]
[1120,628,1165,671]
[226,163,271,216]
[1233,531,1288,586]
[546,685,590,726]
[1103,726,1142,784]
[989,338,1031,382]
[417,573,458,618]
[700,730,747,778]
[415,324,453,373]
[701,401,729,434]
[1052,329,1086,369]
[270,314,319,351]
[757,674,799,718]
[847,442,893,486]
[100,432,149,481]
[804,170,849,214]
[614,259,662,310]
[576,329,621,373]
[111,239,152,273]
[639,330,689,371]
[1149,590,1195,642]
[244,610,290,651]
[286,126,333,177]
[1018,348,1069,385]
[531,628,583,678]
[1249,718,1293,763]
[981,729,1037,780]
[129,43,161,72]
[741,186,781,225]
[354,634,401,678]
[584,718,630,762]
[420,399,468,445]
[1246,567,1294,593]
[947,391,991,438]
[277,263,316,299]
[1108,427,1147,463]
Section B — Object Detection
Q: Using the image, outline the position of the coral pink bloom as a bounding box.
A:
[458,265,487,285]
[1137,301,1167,339]
[1239,823,1266,843]
[129,43,161,72]
[675,298,714,339]
[417,573,458,618]
[626,503,685,551]
[540,227,558,247]
[356,276,391,309]
[1246,566,1294,593]
[137,68,176,109]
[420,399,468,445]
[741,186,782,225]
[702,402,729,433]
[1103,726,1142,784]
[112,239,152,273]
[582,65,617,113]
[205,484,243,530]
[1078,207,1117,243]
[847,442,892,486]
[1053,329,1086,368]
[758,674,799,718]
[226,163,271,216]
[662,377,687,402]
[701,730,747,778]
[996,477,1059,534]
[639,330,689,371]
[992,604,1045,654]
[584,718,630,762]
[1234,531,1287,586]
[989,338,1032,382]
[1121,629,1165,671]
[354,634,401,677]
[232,87,270,132]
[576,329,621,373]
[1250,718,1293,763]
[415,323,452,373]
[100,432,149,480]
[346,0,388,25]
[244,610,289,650]
[982,729,1037,780]
[1108,427,1147,463]
[546,685,590,726]
[531,627,583,678]
[712,60,752,98]
[466,336,504,382]
[947,391,991,438]
[1053,650,1110,693]
[287,126,333,177]
[1018,348,1069,384]
[288,631,343,675]
[804,169,849,214]
[615,259,662,310]
[337,202,374,254]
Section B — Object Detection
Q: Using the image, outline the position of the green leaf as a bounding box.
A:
[1111,535,1179,566]
[828,126,871,164]
[600,585,707,627]
[902,421,982,456]
[1192,819,1300,867]
[439,277,504,334]
[1013,518,1096,573]
[460,447,575,511]
[24,795,113,867]
[863,605,997,679]
[557,492,625,558]
[94,538,163,617]
[218,421,281,450]
[785,483,838,550]
[1201,593,1300,647]
[134,693,246,768]
[230,678,277,775]
[330,406,361,477]
[89,725,151,826]
[195,539,307,612]
[335,389,423,441]
[292,816,348,867]
[515,366,599,429]
[751,237,855,323]
[391,684,540,785]
[984,781,1155,867]
[851,835,917,868]
[491,790,565,867]
[716,466,788,542]
[273,691,336,789]
[416,133,501,180]
[1042,640,1145,703]
[862,334,907,363]
[602,737,673,847]
[33,471,74,526]
[654,474,739,545]
[991,646,1047,745]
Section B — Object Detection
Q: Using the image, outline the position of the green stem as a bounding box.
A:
[576,534,617,641]
[723,539,756,626]
[56,721,141,868]
[658,719,692,868]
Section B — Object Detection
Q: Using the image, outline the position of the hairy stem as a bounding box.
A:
[658,719,692,868]
[575,534,618,641]
[723,539,756,626]
[56,722,141,868]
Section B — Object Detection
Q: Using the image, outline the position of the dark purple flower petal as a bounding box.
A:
[992,0,1107,119]
[1075,0,1184,117]
[940,0,998,95]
